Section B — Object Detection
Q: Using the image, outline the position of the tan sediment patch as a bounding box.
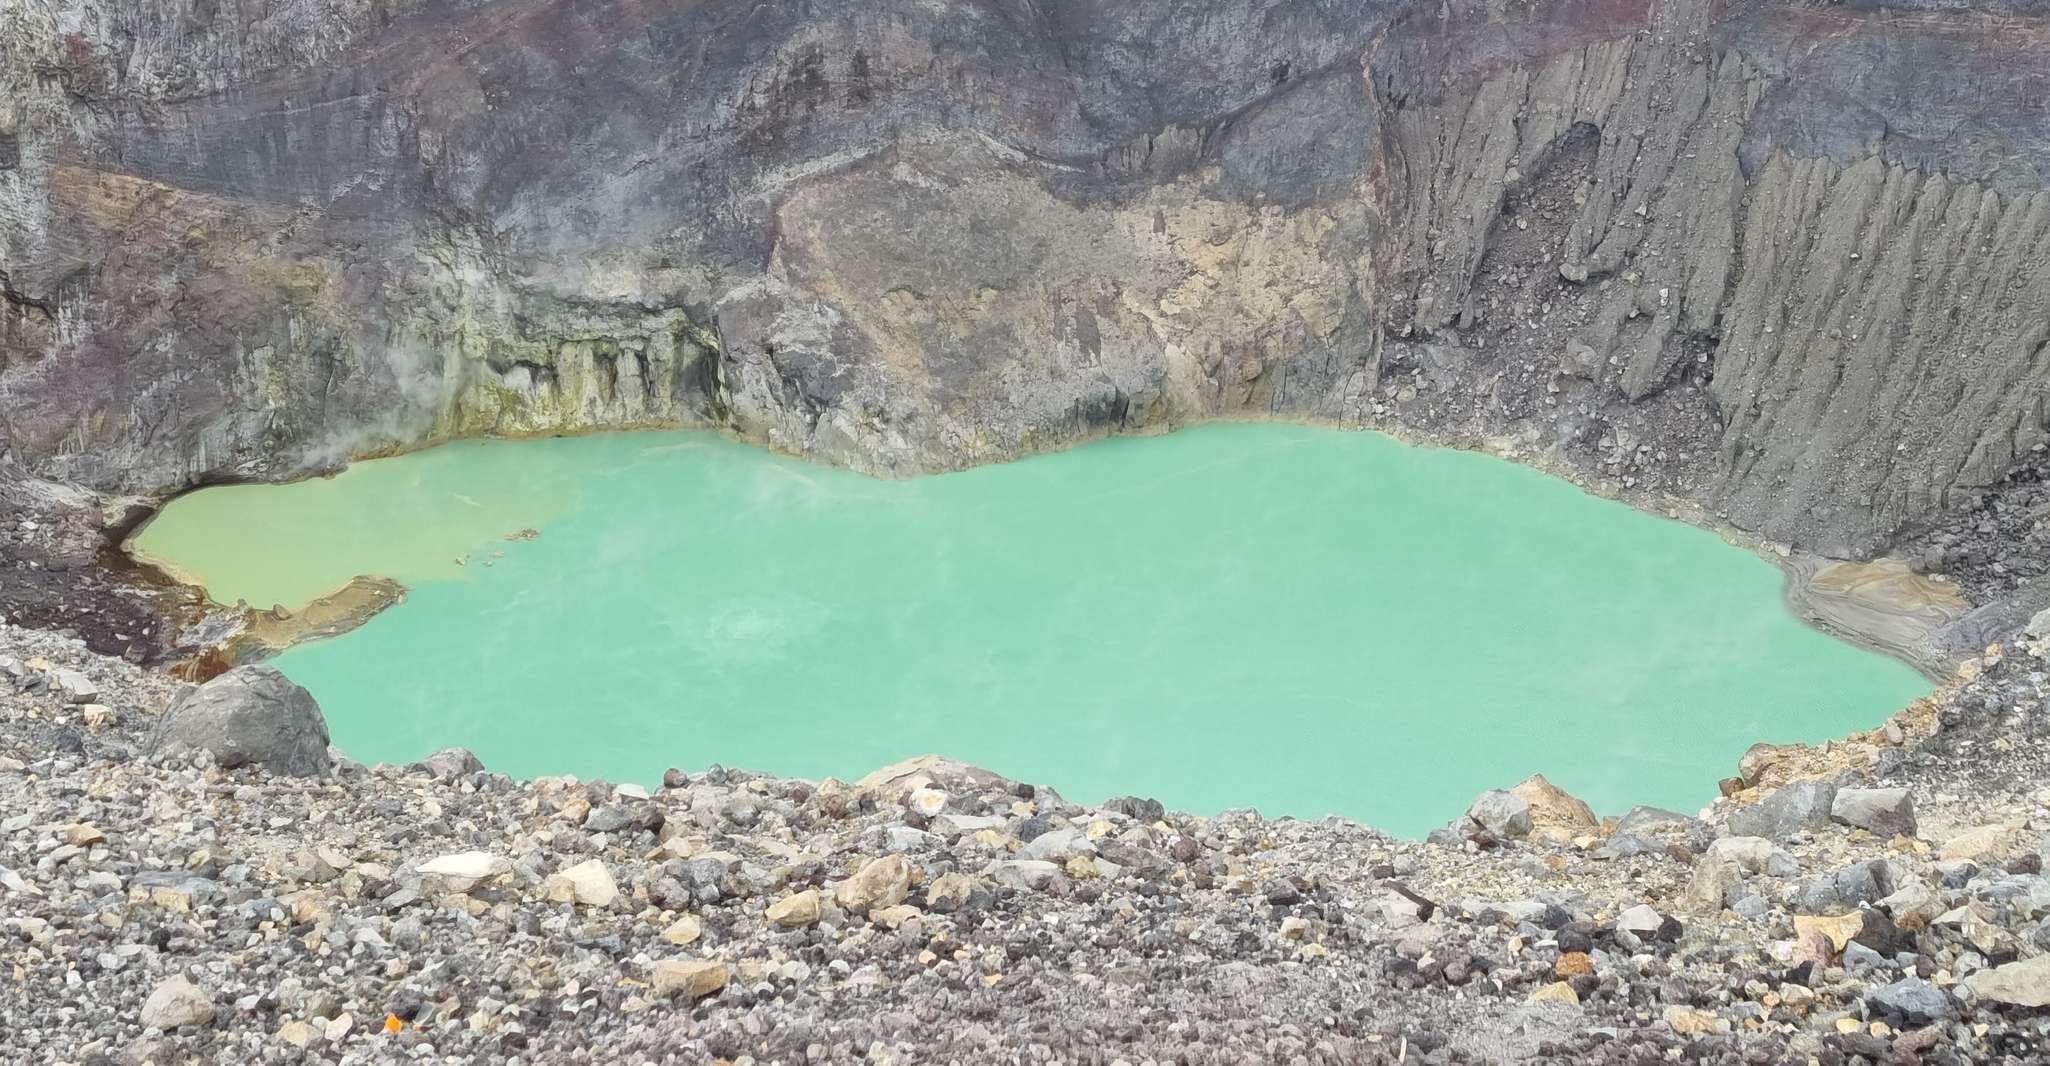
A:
[229,576,407,661]
[1803,559,1967,615]
[157,575,405,678]
[1781,556,1969,680]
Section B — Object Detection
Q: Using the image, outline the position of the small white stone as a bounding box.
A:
[907,787,949,817]
[545,858,618,907]
[416,851,511,892]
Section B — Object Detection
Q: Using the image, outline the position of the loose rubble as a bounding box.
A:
[6,621,2050,1063]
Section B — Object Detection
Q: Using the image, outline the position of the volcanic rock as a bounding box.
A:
[146,666,331,776]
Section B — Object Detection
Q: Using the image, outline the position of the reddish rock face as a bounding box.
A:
[5,0,2050,559]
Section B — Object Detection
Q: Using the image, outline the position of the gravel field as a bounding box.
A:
[8,616,2050,1064]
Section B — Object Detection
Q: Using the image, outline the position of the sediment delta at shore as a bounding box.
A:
[7,616,2050,1064]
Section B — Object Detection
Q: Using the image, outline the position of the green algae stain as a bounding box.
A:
[132,424,1929,836]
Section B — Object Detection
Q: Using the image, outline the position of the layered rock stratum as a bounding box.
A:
[4,0,2048,558]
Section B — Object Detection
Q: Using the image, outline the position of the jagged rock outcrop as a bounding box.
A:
[3,0,2048,555]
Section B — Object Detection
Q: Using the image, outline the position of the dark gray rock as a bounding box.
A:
[1727,780,1837,842]
[146,667,330,777]
[676,857,738,905]
[415,747,484,780]
[47,728,84,756]
[1936,860,1979,889]
[1866,977,1953,1025]
[1852,908,1916,958]
[1793,860,1901,913]
[1835,860,1901,907]
[584,805,638,834]
[1793,873,1843,915]
[1831,788,1917,838]
[1102,795,1165,823]
[1597,806,1712,858]
[1462,790,1532,840]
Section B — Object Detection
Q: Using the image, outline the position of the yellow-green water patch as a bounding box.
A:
[131,441,586,609]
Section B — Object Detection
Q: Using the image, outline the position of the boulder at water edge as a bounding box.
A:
[1509,773,1597,835]
[1728,780,1837,842]
[147,665,332,776]
[1464,789,1533,840]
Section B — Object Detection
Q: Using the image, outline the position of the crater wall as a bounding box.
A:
[3,0,2048,554]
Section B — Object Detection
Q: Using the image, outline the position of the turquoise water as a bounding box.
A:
[133,424,1927,835]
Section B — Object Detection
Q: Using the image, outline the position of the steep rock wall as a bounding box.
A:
[1368,0,2050,554]
[2,0,2048,556]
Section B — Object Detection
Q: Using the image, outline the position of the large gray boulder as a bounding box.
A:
[1596,805,1712,858]
[1796,859,1903,912]
[414,747,485,781]
[1728,780,1838,842]
[1463,790,1533,840]
[1831,787,1917,838]
[148,666,331,776]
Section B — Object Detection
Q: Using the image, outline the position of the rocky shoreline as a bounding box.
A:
[8,611,2050,1064]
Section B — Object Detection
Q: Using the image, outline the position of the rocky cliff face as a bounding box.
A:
[3,0,2048,555]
